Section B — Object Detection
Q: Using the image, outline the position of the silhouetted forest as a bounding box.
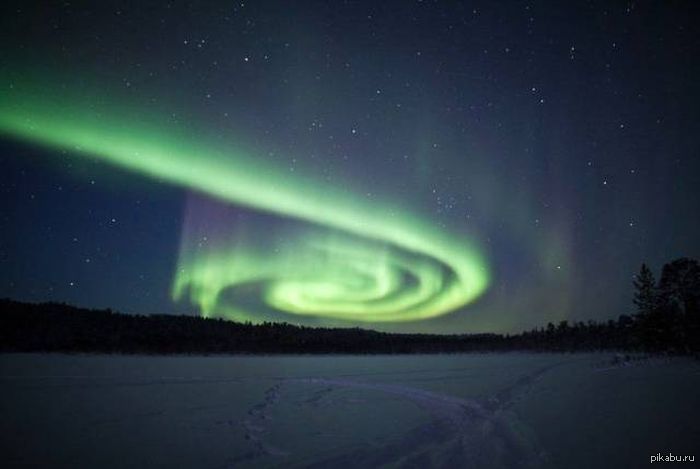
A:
[1,258,697,355]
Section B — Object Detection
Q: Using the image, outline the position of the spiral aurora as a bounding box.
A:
[0,80,489,323]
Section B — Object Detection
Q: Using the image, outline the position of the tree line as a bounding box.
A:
[0,257,697,355]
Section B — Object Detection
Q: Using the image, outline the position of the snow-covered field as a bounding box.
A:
[1,353,698,468]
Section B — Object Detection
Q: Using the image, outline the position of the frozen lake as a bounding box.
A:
[1,353,698,468]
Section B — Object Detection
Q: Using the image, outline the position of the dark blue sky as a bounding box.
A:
[1,1,699,333]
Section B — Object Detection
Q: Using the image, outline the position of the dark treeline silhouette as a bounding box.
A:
[632,258,699,353]
[1,258,697,355]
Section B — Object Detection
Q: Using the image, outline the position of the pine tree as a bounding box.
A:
[633,263,657,317]
[657,258,700,352]
[657,258,700,317]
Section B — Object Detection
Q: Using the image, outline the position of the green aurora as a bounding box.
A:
[0,79,489,324]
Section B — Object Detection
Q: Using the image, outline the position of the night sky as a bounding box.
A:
[1,1,699,333]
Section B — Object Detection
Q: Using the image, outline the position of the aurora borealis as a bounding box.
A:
[1,1,699,333]
[0,80,488,323]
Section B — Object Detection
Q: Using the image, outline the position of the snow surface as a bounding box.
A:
[1,353,698,468]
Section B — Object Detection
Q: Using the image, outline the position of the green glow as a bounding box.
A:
[0,80,490,323]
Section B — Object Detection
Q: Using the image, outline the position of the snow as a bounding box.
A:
[1,353,698,468]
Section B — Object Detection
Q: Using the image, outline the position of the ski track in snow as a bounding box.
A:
[237,360,579,468]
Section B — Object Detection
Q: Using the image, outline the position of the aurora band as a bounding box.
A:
[0,81,489,323]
